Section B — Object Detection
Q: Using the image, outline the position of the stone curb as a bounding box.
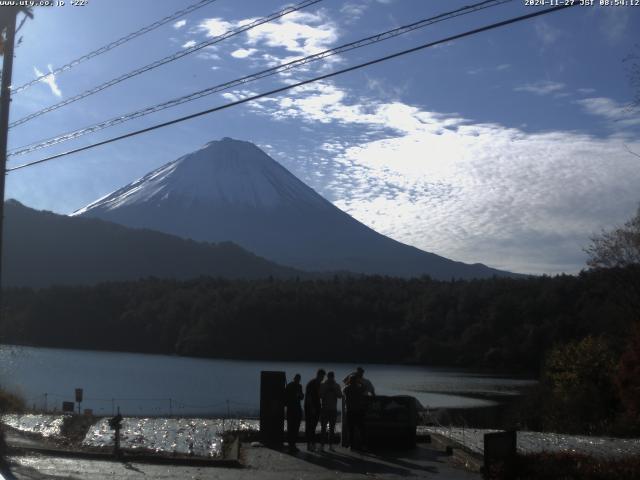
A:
[6,444,242,468]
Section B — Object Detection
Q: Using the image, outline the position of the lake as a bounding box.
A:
[0,345,535,416]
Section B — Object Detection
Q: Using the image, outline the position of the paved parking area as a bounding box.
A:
[6,443,479,479]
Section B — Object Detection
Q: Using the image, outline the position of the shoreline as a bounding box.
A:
[0,343,539,377]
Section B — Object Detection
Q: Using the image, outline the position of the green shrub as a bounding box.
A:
[0,388,24,466]
[0,388,25,413]
[615,325,640,421]
[541,336,618,434]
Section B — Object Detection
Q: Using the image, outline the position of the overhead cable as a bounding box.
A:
[11,0,221,95]
[7,4,577,173]
[9,0,322,128]
[8,0,513,158]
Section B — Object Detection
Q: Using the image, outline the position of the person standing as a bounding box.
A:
[343,375,367,450]
[284,373,304,453]
[319,371,342,451]
[304,369,325,451]
[343,367,375,396]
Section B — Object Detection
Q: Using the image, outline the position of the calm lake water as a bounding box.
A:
[0,345,534,416]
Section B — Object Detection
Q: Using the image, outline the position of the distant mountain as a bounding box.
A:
[74,137,514,279]
[2,200,300,287]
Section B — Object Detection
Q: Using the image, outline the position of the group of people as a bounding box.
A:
[284,367,375,453]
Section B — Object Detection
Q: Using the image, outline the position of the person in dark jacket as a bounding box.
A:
[343,367,375,396]
[304,369,326,451]
[343,375,367,450]
[319,371,343,451]
[285,373,304,453]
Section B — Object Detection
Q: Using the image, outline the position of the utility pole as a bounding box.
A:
[0,8,18,321]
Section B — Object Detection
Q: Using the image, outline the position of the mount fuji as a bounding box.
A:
[73,138,512,279]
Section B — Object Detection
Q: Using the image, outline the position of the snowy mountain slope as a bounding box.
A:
[74,138,514,279]
[74,139,329,213]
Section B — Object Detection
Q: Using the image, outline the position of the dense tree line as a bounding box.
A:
[1,267,637,374]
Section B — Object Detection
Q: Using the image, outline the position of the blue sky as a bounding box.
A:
[5,0,640,274]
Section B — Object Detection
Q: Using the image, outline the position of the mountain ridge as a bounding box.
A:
[2,199,302,287]
[74,137,517,280]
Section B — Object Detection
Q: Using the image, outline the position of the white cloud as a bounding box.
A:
[199,18,233,37]
[365,76,408,101]
[515,80,565,96]
[332,124,640,274]
[192,11,338,73]
[264,82,376,125]
[231,48,258,59]
[341,2,368,21]
[600,8,628,44]
[245,11,338,57]
[196,51,220,61]
[220,89,259,103]
[246,82,640,274]
[534,19,562,47]
[468,64,511,76]
[576,97,640,127]
[33,64,62,97]
[173,19,187,29]
[577,87,596,95]
[182,40,197,49]
[221,92,240,102]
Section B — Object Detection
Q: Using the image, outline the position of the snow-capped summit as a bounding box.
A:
[75,137,328,214]
[74,138,512,279]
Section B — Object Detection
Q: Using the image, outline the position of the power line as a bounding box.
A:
[9,0,322,128]
[11,0,221,95]
[8,0,513,159]
[7,4,577,173]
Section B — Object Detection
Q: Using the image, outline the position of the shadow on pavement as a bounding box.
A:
[290,449,439,476]
[361,448,446,472]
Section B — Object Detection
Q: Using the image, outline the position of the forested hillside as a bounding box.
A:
[2,200,301,287]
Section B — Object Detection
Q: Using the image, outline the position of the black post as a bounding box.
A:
[0,8,17,326]
[114,422,121,458]
[109,407,123,459]
[75,388,83,415]
[341,396,349,447]
[259,371,286,448]
[483,430,517,479]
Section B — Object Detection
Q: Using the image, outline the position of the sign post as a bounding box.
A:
[75,388,83,415]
